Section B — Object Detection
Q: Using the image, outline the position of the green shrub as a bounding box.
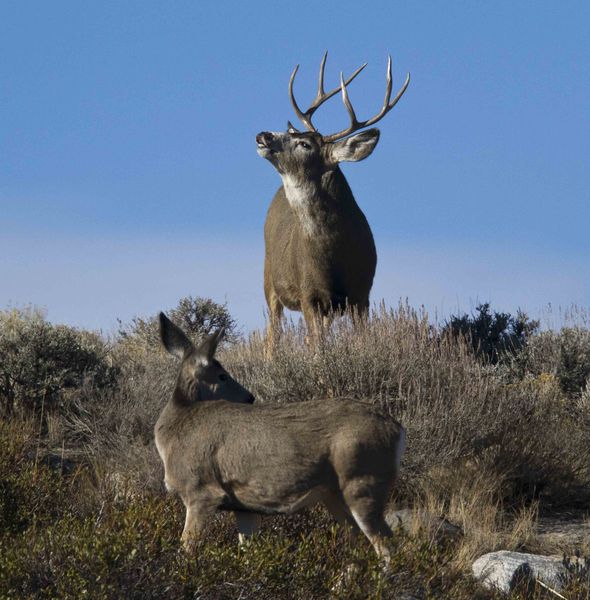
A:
[443,303,539,365]
[0,308,117,417]
[0,419,73,535]
[1,498,492,600]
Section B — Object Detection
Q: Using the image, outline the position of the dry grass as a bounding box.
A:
[2,303,590,598]
[55,304,590,532]
[223,305,590,508]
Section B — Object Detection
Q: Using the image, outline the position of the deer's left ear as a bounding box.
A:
[329,128,380,163]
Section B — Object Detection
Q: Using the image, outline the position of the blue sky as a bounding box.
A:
[1,2,589,333]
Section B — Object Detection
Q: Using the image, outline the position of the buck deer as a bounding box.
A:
[257,52,410,343]
[155,313,406,565]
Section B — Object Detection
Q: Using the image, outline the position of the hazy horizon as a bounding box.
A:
[2,228,587,335]
[2,2,589,333]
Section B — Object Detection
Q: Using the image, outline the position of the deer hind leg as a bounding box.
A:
[235,511,262,545]
[302,301,327,347]
[350,300,370,330]
[342,482,394,565]
[325,490,368,595]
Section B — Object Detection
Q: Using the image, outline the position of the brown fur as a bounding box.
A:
[258,53,409,344]
[258,129,379,342]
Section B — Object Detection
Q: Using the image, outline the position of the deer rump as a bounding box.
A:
[159,397,403,516]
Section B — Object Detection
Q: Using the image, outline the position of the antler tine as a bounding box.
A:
[289,64,315,132]
[383,55,394,111]
[387,70,411,111]
[316,51,328,99]
[309,61,367,111]
[322,56,411,143]
[289,53,367,133]
[339,70,360,130]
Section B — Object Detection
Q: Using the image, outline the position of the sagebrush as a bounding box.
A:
[1,302,590,599]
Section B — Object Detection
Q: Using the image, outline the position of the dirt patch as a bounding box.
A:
[537,511,590,552]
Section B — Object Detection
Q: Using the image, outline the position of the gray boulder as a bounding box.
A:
[472,551,567,594]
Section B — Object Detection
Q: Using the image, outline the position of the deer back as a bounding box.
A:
[158,397,404,513]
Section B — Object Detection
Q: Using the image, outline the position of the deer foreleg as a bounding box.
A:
[235,512,262,545]
[264,286,284,355]
[181,500,216,552]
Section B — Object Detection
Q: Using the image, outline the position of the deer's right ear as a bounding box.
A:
[159,312,193,359]
[197,327,225,362]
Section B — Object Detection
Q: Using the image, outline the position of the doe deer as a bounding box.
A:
[155,313,406,564]
[257,52,410,343]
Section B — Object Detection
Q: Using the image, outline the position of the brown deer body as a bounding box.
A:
[155,313,406,563]
[258,53,410,340]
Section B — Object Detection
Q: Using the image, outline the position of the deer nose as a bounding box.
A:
[256,132,274,147]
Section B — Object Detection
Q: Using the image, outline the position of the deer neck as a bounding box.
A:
[170,372,199,407]
[281,168,351,238]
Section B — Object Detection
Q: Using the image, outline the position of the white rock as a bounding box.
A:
[472,550,566,594]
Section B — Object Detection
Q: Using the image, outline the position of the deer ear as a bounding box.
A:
[197,327,225,362]
[329,128,380,163]
[159,313,194,359]
[287,121,300,133]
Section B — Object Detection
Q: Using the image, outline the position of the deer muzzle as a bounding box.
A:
[256,131,279,151]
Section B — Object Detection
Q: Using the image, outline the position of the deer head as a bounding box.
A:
[159,312,254,406]
[256,52,410,181]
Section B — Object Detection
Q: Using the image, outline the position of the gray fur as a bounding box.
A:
[155,314,406,562]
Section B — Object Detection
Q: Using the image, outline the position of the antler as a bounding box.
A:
[322,56,410,143]
[289,51,367,133]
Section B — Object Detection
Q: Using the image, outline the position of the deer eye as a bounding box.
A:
[218,373,228,382]
[297,141,311,150]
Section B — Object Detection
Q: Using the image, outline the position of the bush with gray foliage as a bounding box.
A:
[0,307,117,417]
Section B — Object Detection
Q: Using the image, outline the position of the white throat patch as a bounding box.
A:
[281,175,323,237]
